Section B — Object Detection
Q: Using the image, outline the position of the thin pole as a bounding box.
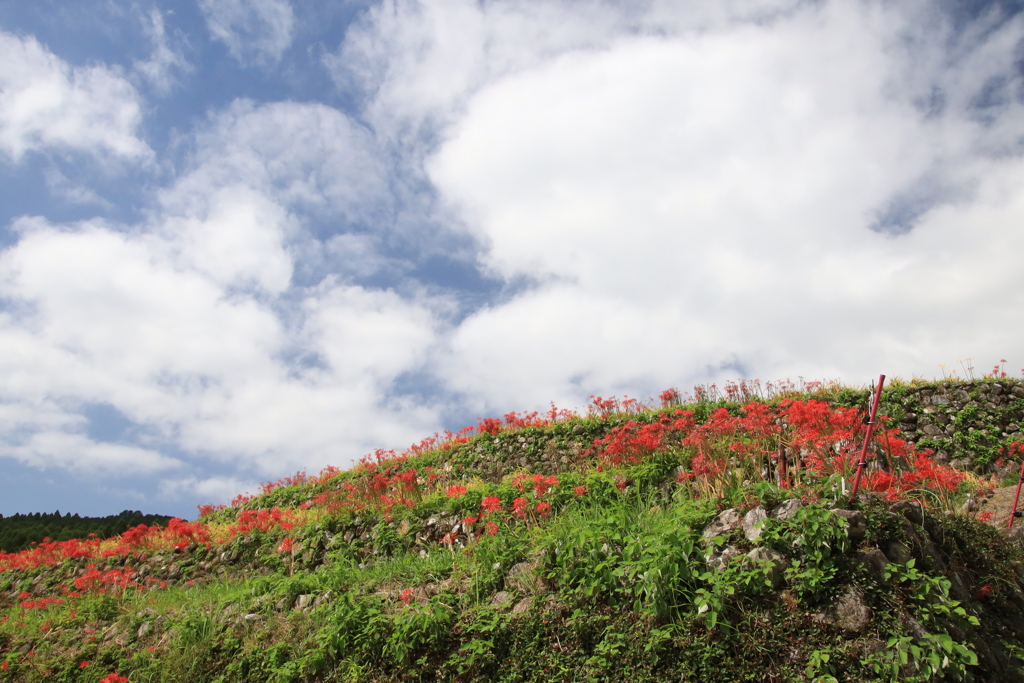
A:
[1008,460,1024,530]
[850,374,886,500]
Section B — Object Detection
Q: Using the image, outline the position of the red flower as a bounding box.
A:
[512,498,529,519]
[480,496,502,516]
[80,661,91,669]
[399,588,414,603]
[100,674,131,683]
[446,485,468,498]
[485,521,499,536]
[573,486,587,497]
[535,502,552,518]
[278,538,294,553]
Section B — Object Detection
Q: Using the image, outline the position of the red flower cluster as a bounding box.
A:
[446,485,468,498]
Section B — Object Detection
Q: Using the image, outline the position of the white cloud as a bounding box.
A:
[0,30,150,162]
[0,99,446,492]
[133,8,191,94]
[43,168,114,208]
[197,0,295,66]
[158,475,261,504]
[393,0,1024,410]
[162,100,389,226]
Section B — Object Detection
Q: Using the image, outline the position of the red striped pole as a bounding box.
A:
[1008,460,1024,529]
[850,374,886,500]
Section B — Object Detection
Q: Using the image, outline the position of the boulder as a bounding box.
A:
[743,547,787,588]
[825,589,872,633]
[743,506,768,542]
[705,545,742,572]
[890,501,923,525]
[702,509,743,539]
[855,548,889,581]
[832,510,867,541]
[773,499,804,521]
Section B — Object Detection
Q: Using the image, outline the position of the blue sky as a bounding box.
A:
[1,0,1023,519]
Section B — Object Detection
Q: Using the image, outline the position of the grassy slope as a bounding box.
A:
[3,378,1024,682]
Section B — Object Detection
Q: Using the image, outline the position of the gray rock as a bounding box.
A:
[295,594,314,611]
[705,545,742,572]
[890,501,923,525]
[137,621,152,639]
[832,510,867,541]
[773,499,804,521]
[855,548,889,581]
[702,509,743,539]
[947,572,971,602]
[743,506,768,542]
[743,547,787,588]
[243,614,262,622]
[511,597,533,617]
[883,541,912,564]
[490,591,513,608]
[826,590,872,633]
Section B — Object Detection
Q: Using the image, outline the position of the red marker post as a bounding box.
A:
[1008,460,1024,530]
[850,374,886,500]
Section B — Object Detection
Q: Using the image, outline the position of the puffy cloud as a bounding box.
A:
[197,0,296,66]
[163,100,389,226]
[0,30,150,162]
[0,100,445,493]
[402,0,1024,410]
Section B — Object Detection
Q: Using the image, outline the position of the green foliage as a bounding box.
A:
[5,377,1024,682]
[760,505,851,600]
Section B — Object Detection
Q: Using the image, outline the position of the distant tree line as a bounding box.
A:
[0,510,174,553]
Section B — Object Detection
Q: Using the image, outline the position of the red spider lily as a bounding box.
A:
[196,504,226,518]
[573,485,588,497]
[535,502,552,518]
[446,485,468,498]
[660,388,682,406]
[73,566,138,594]
[484,521,499,536]
[278,538,294,553]
[532,475,559,497]
[399,588,414,603]
[231,508,294,536]
[80,661,91,669]
[18,597,64,611]
[476,417,504,435]
[100,674,130,683]
[480,496,502,516]
[512,498,529,519]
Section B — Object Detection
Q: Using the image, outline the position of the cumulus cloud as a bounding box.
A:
[4,0,1024,515]
[197,0,296,66]
[335,0,1024,411]
[0,100,445,494]
[163,100,389,226]
[0,30,150,162]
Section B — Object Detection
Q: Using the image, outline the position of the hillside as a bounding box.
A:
[3,377,1024,682]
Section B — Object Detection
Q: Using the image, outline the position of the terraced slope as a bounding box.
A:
[2,378,1024,683]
